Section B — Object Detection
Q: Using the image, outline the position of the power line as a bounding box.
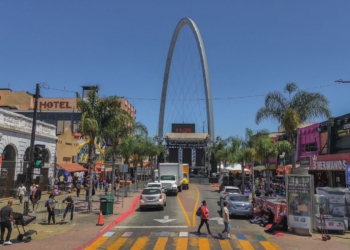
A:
[40,81,349,101]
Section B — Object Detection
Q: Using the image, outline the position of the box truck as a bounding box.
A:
[183,164,190,190]
[159,163,184,195]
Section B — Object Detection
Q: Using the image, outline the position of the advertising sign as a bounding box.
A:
[345,165,350,185]
[287,174,312,229]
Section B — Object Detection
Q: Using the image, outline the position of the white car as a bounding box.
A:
[220,186,241,199]
[139,187,167,211]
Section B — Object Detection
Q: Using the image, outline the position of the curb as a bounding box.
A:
[76,195,140,250]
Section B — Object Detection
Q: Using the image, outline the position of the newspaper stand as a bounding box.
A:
[319,207,331,241]
[13,212,37,243]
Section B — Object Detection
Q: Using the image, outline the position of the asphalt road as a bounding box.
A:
[89,183,281,250]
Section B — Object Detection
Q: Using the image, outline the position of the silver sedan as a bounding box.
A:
[139,187,167,211]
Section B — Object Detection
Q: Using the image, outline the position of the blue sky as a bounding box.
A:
[1,1,350,140]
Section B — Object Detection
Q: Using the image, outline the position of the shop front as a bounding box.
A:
[310,153,349,188]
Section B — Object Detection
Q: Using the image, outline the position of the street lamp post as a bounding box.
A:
[280,152,286,184]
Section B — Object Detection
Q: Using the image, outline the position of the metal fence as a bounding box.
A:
[190,178,210,185]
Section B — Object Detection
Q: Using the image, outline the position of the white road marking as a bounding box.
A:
[154,215,177,223]
[179,232,188,237]
[209,217,224,225]
[115,226,188,229]
[121,232,133,237]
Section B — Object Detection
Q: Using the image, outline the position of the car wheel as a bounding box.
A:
[139,207,143,211]
[161,205,164,211]
[164,201,167,206]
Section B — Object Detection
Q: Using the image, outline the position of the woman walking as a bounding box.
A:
[47,194,57,225]
[197,200,212,235]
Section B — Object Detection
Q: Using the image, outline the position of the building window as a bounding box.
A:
[57,120,72,134]
[303,142,318,153]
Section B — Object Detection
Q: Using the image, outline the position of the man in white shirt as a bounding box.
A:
[219,201,232,239]
[17,183,27,206]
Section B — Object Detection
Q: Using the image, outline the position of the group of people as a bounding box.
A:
[196,200,232,240]
[250,206,288,234]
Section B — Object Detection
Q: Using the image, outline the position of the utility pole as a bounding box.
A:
[25,84,40,214]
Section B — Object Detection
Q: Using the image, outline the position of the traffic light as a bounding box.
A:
[33,144,45,168]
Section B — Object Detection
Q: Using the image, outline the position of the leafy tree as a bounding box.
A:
[256,82,331,168]
[76,86,119,212]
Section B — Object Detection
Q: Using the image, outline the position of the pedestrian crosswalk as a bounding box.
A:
[86,231,281,250]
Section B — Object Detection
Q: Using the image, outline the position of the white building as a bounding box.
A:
[0,108,57,198]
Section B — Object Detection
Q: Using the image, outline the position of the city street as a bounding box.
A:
[88,183,282,250]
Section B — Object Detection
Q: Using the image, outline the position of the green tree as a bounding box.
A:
[256,82,331,168]
[76,86,119,212]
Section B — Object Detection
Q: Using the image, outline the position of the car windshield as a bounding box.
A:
[226,188,240,193]
[229,195,249,202]
[142,189,161,195]
[147,184,161,188]
[160,175,175,181]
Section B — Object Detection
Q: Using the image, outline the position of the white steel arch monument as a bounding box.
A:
[158,18,215,141]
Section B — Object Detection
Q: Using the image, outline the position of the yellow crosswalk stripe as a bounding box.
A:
[175,238,188,250]
[260,241,281,250]
[130,237,148,250]
[198,238,210,250]
[107,237,127,250]
[219,240,233,250]
[239,240,254,250]
[153,237,168,250]
[86,236,109,250]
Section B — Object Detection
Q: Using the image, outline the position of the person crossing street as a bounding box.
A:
[196,200,212,236]
[61,195,75,223]
[219,201,232,239]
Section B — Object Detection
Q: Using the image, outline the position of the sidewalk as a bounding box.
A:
[0,187,142,250]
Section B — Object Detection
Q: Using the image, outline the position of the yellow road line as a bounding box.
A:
[198,238,210,250]
[261,241,281,250]
[192,184,200,226]
[219,240,233,250]
[86,236,109,250]
[107,237,127,250]
[177,194,191,226]
[130,237,148,250]
[153,237,168,250]
[239,240,254,250]
[175,238,188,250]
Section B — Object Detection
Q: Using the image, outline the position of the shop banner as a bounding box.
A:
[287,174,312,229]
[346,165,350,186]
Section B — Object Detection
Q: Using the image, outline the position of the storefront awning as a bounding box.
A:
[254,165,266,171]
[56,162,87,172]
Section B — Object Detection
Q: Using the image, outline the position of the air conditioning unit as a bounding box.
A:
[72,156,77,163]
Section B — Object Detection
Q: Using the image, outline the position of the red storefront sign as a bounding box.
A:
[310,153,350,171]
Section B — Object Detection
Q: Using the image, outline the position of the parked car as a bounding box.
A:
[139,187,166,211]
[220,193,253,217]
[220,186,241,199]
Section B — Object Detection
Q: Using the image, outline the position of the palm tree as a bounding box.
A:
[76,86,119,212]
[256,82,331,168]
[102,108,136,193]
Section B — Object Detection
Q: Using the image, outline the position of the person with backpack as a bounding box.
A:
[61,195,74,223]
[196,200,212,236]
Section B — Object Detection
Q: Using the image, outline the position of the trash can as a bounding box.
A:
[100,196,114,215]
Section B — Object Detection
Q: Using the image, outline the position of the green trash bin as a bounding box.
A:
[100,196,114,215]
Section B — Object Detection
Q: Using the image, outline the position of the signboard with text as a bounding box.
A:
[346,165,350,185]
[287,174,313,230]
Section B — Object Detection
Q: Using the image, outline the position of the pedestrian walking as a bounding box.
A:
[197,200,212,235]
[29,183,36,206]
[46,194,57,225]
[219,201,232,239]
[76,183,81,198]
[61,195,74,223]
[16,183,27,206]
[0,200,16,246]
[244,187,250,199]
[32,185,42,212]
